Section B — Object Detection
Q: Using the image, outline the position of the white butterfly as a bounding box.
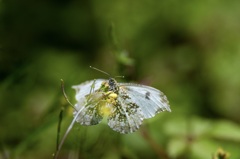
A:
[53,77,171,159]
[72,78,171,134]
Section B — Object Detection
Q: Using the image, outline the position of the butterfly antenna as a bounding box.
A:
[90,66,110,77]
[115,75,125,79]
[60,79,77,111]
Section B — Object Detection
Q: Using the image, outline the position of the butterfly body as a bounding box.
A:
[108,78,119,93]
[72,78,171,134]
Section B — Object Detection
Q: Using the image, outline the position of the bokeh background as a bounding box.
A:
[1,1,240,159]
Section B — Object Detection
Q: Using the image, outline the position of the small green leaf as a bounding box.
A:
[190,117,212,137]
[167,138,187,158]
[210,120,240,141]
[163,116,188,136]
[163,116,211,137]
[191,139,219,159]
[117,50,134,66]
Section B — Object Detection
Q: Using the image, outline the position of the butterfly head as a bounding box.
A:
[89,66,122,94]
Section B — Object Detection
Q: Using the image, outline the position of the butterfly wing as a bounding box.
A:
[72,79,106,125]
[118,83,171,119]
[73,92,105,125]
[108,88,144,134]
[72,79,106,103]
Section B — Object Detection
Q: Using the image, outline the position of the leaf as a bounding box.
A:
[210,120,240,142]
[117,50,134,66]
[190,117,212,137]
[190,139,219,159]
[167,138,187,158]
[163,116,188,136]
[163,116,212,137]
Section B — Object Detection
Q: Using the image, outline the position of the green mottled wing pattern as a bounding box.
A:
[73,92,104,125]
[72,80,105,125]
[108,88,144,134]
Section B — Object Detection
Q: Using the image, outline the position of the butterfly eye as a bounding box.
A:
[108,78,115,85]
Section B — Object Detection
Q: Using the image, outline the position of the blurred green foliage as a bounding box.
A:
[1,0,240,159]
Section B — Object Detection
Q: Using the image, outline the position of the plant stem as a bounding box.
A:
[140,126,170,159]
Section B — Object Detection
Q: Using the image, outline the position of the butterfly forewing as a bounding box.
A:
[118,83,171,119]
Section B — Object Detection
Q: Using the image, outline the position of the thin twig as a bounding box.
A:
[60,79,76,111]
[53,106,84,159]
[140,126,169,159]
[56,107,64,152]
[53,79,98,159]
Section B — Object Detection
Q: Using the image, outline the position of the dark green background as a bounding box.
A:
[1,1,240,159]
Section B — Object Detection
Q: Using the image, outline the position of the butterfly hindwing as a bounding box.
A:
[73,91,104,125]
[107,88,144,134]
[72,79,106,125]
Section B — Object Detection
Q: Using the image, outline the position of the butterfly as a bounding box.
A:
[53,71,171,159]
[72,77,171,134]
